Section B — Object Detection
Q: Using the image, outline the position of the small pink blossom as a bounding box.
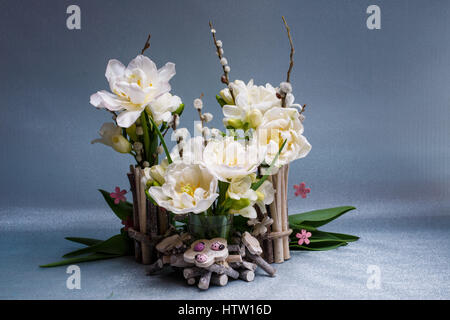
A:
[110,187,127,204]
[296,229,312,245]
[294,182,311,198]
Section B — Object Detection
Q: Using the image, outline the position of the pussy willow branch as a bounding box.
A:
[141,34,151,55]
[209,21,236,103]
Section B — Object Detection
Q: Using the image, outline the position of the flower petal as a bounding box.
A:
[116,110,143,128]
[157,62,176,83]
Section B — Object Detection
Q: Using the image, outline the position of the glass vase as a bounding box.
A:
[188,214,233,240]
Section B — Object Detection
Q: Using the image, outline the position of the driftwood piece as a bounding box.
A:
[183,267,206,279]
[198,271,212,290]
[187,277,196,286]
[162,255,171,265]
[242,232,263,256]
[146,259,163,275]
[230,261,257,272]
[156,234,183,253]
[171,254,194,268]
[226,255,243,264]
[239,270,255,282]
[206,264,239,279]
[127,167,142,263]
[211,274,228,286]
[281,165,290,259]
[227,244,240,253]
[245,248,276,277]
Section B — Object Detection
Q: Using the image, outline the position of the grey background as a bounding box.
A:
[0,0,449,299]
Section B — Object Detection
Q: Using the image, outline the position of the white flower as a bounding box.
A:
[227,175,258,201]
[172,128,191,141]
[202,136,265,181]
[230,205,257,219]
[91,122,131,153]
[90,55,176,128]
[148,163,218,214]
[222,79,281,129]
[257,107,311,167]
[254,180,275,213]
[146,93,182,125]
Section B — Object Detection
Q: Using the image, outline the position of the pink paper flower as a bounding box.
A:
[110,187,127,204]
[294,182,311,198]
[296,229,312,245]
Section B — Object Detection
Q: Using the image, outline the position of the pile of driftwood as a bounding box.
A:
[147,231,276,290]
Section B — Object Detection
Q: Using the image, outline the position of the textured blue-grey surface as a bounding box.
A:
[0,0,449,299]
[1,201,449,300]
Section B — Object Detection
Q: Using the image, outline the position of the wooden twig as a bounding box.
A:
[141,34,151,55]
[282,16,294,83]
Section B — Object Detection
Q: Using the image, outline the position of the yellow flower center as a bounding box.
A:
[180,183,196,197]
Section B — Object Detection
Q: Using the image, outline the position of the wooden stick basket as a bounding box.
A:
[126,164,291,265]
[260,165,292,264]
[126,165,169,265]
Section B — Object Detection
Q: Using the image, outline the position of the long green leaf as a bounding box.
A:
[216,95,227,107]
[99,189,133,221]
[40,253,122,268]
[289,241,348,251]
[65,237,103,246]
[252,140,287,191]
[290,230,359,243]
[62,234,129,258]
[289,206,356,228]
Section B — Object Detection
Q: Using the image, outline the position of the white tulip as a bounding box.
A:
[257,107,311,167]
[222,79,281,129]
[91,122,131,154]
[203,136,265,182]
[148,163,218,214]
[90,55,176,128]
[146,93,182,125]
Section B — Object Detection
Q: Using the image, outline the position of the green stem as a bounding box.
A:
[251,140,287,191]
[148,115,173,164]
[139,113,151,163]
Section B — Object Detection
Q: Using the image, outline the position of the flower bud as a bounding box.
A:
[219,89,234,105]
[126,124,138,142]
[224,66,231,73]
[111,135,132,153]
[279,81,292,94]
[193,98,203,110]
[203,113,213,123]
[216,40,223,47]
[220,57,228,66]
[136,126,144,136]
[133,141,143,151]
[150,165,166,185]
[224,118,244,129]
[247,109,263,128]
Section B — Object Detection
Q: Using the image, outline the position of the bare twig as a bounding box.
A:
[209,21,236,103]
[141,34,151,55]
[282,16,294,83]
[299,104,306,114]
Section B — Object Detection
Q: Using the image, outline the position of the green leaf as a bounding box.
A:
[216,95,227,107]
[252,140,287,191]
[289,241,348,251]
[140,112,152,162]
[62,234,130,258]
[40,252,122,268]
[99,189,133,221]
[290,230,359,243]
[289,206,356,228]
[174,103,185,115]
[65,237,103,246]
